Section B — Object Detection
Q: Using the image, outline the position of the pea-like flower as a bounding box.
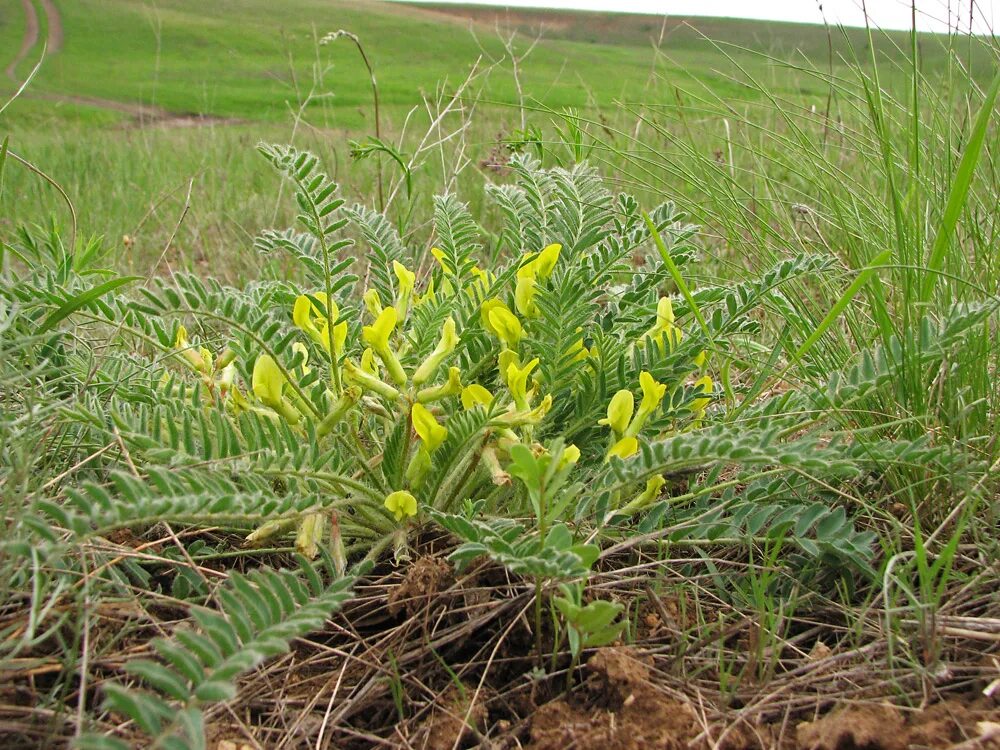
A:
[363,288,383,318]
[431,247,453,275]
[413,317,458,385]
[488,305,523,348]
[293,292,348,358]
[411,402,448,452]
[252,354,300,425]
[607,436,639,460]
[513,243,562,318]
[393,261,416,319]
[625,371,666,438]
[174,324,209,374]
[643,296,683,351]
[416,366,462,404]
[599,389,634,437]
[559,444,581,469]
[384,490,418,522]
[343,358,401,402]
[362,307,407,385]
[506,357,539,411]
[461,384,494,410]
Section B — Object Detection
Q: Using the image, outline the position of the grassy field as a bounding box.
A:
[3,0,994,274]
[2,2,1000,748]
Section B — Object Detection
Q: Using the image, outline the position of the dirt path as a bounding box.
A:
[4,0,40,82]
[4,0,236,126]
[40,0,63,54]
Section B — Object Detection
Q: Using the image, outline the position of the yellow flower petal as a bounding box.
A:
[514,275,538,317]
[480,298,508,335]
[411,402,447,452]
[393,260,416,318]
[489,306,523,347]
[607,436,639,460]
[292,342,311,375]
[461,384,494,410]
[506,357,539,410]
[430,247,452,275]
[534,243,562,279]
[559,444,581,468]
[413,317,458,385]
[362,306,396,349]
[384,490,418,521]
[252,354,285,406]
[363,288,383,319]
[174,324,189,350]
[639,371,667,414]
[599,389,634,436]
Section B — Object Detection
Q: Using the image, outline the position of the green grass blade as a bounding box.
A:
[38,276,143,333]
[792,249,892,364]
[642,210,714,348]
[920,72,1000,303]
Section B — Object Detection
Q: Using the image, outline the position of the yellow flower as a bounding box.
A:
[173,324,207,373]
[607,436,639,460]
[498,349,521,386]
[691,375,713,416]
[411,402,447,452]
[173,324,188,350]
[363,288,383,319]
[644,296,682,352]
[468,266,493,302]
[393,260,416,319]
[533,243,562,279]
[384,490,418,522]
[413,317,458,385]
[489,306,524,348]
[625,371,666,438]
[343,358,401,402]
[506,357,539,410]
[416,278,436,307]
[360,347,378,376]
[252,354,300,424]
[252,354,285,406]
[559,444,581,469]
[295,513,324,558]
[514,275,538,317]
[416,366,462,404]
[599,389,634,437]
[568,335,590,362]
[461,384,494,410]
[293,292,347,357]
[481,298,508,335]
[362,307,406,385]
[618,474,666,516]
[693,350,707,369]
[493,393,553,427]
[430,247,453,275]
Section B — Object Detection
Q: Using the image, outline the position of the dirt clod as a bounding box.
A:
[796,704,907,750]
[388,556,454,617]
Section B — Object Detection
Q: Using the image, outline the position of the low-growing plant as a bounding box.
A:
[2,138,978,747]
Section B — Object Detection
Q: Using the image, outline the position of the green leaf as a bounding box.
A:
[37,275,142,333]
[920,72,1000,302]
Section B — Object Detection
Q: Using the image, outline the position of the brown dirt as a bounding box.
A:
[4,0,39,82]
[528,648,750,750]
[4,538,1000,748]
